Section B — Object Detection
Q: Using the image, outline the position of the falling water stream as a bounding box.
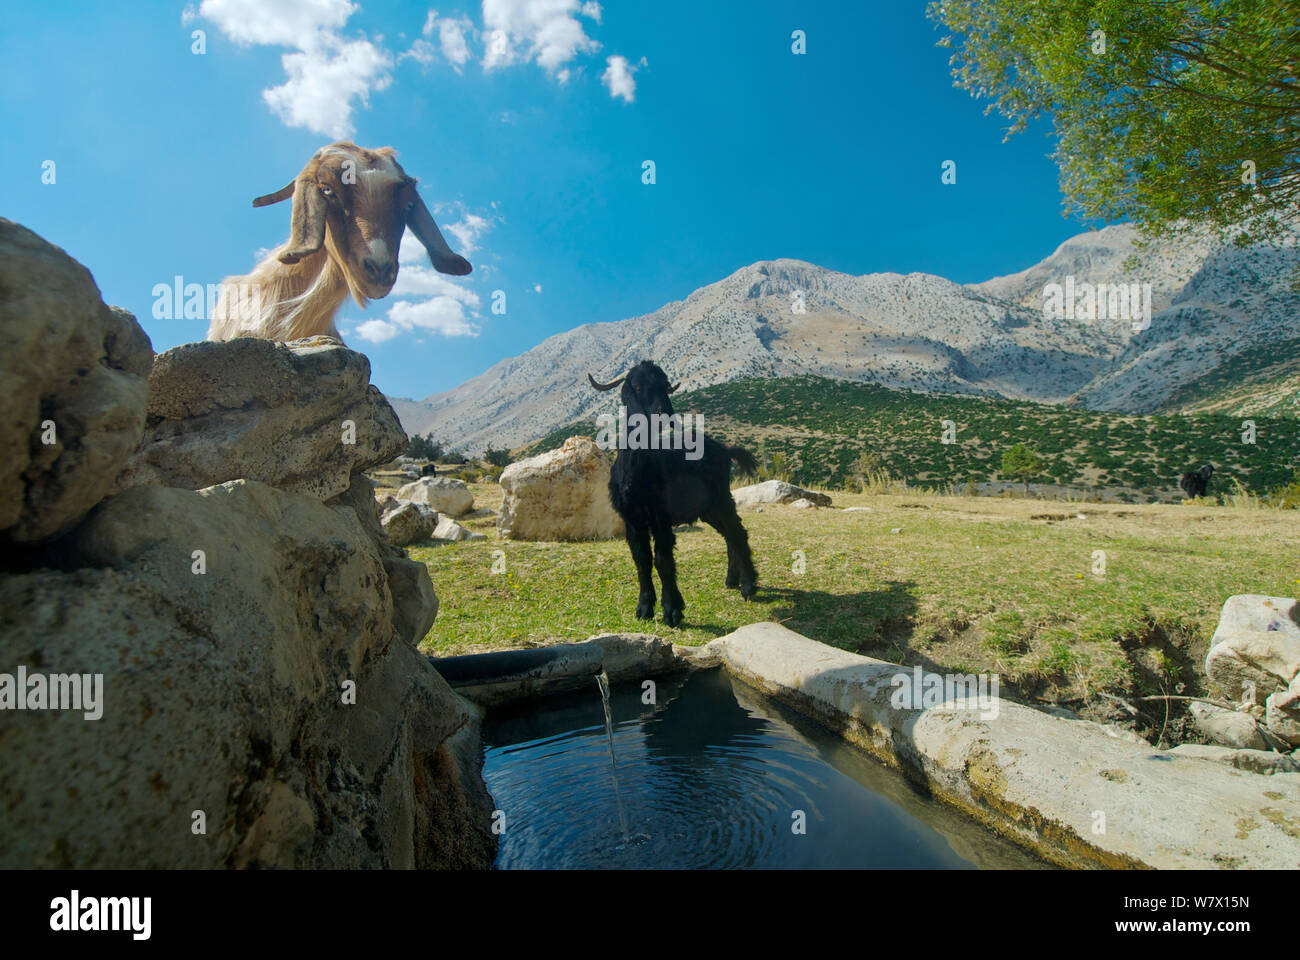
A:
[595,670,631,844]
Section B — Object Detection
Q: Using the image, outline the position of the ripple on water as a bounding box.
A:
[482,668,1048,870]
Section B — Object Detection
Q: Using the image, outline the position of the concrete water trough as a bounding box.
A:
[435,624,1300,869]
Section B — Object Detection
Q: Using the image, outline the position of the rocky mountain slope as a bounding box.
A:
[391,222,1299,452]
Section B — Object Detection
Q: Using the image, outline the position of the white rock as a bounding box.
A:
[396,475,474,517]
[1188,701,1267,750]
[1205,595,1300,703]
[1265,674,1300,747]
[789,498,815,509]
[731,480,832,508]
[381,501,438,546]
[497,436,623,541]
[434,515,485,542]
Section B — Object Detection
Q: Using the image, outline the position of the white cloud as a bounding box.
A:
[533,283,543,293]
[263,38,393,138]
[401,38,437,66]
[436,13,474,70]
[601,54,642,103]
[198,0,392,138]
[406,11,474,72]
[481,0,601,74]
[199,0,356,46]
[387,297,481,337]
[354,318,401,343]
[444,213,492,256]
[357,226,486,343]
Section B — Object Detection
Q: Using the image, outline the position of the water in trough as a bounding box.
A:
[482,667,1048,869]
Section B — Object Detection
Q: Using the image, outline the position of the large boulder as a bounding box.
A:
[396,476,474,517]
[0,480,486,868]
[0,220,153,543]
[382,501,438,546]
[731,479,832,509]
[112,337,406,502]
[1205,595,1300,704]
[497,436,623,541]
[0,223,490,868]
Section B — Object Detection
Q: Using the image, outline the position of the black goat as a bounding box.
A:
[1180,464,1214,499]
[589,360,758,627]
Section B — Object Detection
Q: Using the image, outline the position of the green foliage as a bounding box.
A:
[1268,469,1300,508]
[405,433,444,461]
[516,375,1300,498]
[1002,442,1046,492]
[483,444,513,468]
[928,0,1300,249]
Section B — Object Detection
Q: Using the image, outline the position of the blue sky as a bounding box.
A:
[0,0,1085,400]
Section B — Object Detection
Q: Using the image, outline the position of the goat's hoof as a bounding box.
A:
[662,607,684,628]
[635,603,655,621]
[724,577,739,589]
[740,584,757,601]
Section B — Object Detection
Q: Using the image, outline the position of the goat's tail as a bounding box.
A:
[727,444,758,477]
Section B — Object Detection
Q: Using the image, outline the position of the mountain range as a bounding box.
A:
[389,222,1300,453]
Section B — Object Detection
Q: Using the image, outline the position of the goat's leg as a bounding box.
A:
[650,521,685,627]
[625,523,656,620]
[715,503,758,600]
[702,510,740,588]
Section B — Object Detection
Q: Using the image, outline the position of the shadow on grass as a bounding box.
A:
[755,580,922,656]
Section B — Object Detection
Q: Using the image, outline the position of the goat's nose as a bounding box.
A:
[363,257,396,284]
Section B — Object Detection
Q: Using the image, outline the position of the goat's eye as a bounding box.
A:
[319,185,334,196]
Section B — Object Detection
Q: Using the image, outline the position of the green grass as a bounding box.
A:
[410,482,1300,721]
[519,375,1300,495]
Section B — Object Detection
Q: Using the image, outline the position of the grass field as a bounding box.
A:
[404,478,1300,740]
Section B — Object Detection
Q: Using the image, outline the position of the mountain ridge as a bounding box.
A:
[389,222,1299,452]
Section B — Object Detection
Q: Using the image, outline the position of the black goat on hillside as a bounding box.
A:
[1180,464,1214,499]
[589,361,758,627]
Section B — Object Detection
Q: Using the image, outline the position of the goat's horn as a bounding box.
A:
[253,182,295,207]
[588,372,627,391]
[407,191,472,276]
[668,382,681,394]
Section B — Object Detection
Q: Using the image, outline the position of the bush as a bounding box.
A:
[1268,470,1300,509]
[483,444,512,468]
[405,434,444,461]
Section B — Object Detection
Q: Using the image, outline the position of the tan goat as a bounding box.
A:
[207,141,471,342]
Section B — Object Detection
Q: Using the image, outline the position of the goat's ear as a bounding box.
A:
[668,382,681,394]
[279,174,328,264]
[407,192,472,276]
[1201,465,1215,478]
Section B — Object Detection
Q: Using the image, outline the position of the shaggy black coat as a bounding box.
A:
[1180,464,1214,498]
[595,360,758,627]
